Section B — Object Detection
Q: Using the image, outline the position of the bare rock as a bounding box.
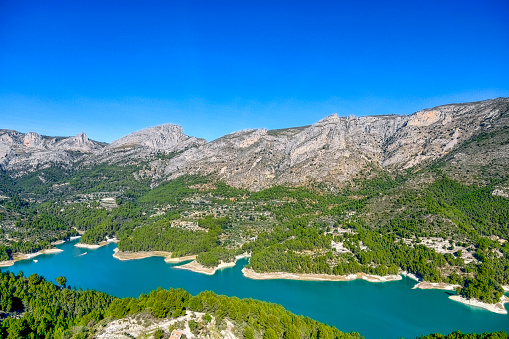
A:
[0,130,105,174]
[2,97,509,190]
[23,132,44,148]
[109,123,206,151]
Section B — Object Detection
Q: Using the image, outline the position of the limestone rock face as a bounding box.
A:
[47,132,100,152]
[1,97,508,189]
[0,143,14,168]
[23,132,44,148]
[109,124,206,152]
[80,123,207,168]
[153,113,404,189]
[382,98,509,169]
[0,130,105,175]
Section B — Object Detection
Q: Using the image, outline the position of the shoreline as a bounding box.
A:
[2,245,508,315]
[401,271,420,282]
[173,260,236,275]
[241,268,402,282]
[75,237,118,250]
[164,255,197,263]
[113,248,172,261]
[75,242,109,249]
[0,248,64,267]
[240,269,508,314]
[173,253,251,275]
[410,279,509,314]
[51,239,66,245]
[449,295,509,315]
[112,248,197,263]
[412,281,461,291]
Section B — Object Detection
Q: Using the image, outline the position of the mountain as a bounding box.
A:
[109,123,206,151]
[82,123,207,167]
[1,97,508,189]
[0,130,105,177]
[0,124,206,176]
[157,97,508,189]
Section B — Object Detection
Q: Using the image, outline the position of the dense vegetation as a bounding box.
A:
[0,196,79,258]
[0,271,359,339]
[117,216,240,265]
[0,271,113,339]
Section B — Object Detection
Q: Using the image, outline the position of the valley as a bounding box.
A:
[1,98,509,338]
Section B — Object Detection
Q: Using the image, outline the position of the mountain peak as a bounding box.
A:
[23,132,43,148]
[109,123,204,151]
[75,132,89,144]
[317,113,341,124]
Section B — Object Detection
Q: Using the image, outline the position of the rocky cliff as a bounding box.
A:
[109,123,206,151]
[0,130,105,176]
[1,97,508,189]
[79,124,207,168]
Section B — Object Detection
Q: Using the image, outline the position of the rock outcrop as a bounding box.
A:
[0,130,105,175]
[109,124,206,151]
[78,124,207,168]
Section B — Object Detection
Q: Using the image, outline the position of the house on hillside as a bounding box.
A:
[170,329,183,339]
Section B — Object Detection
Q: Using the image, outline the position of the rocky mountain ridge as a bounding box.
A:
[1,97,508,189]
[109,123,206,151]
[144,97,509,189]
[0,130,105,176]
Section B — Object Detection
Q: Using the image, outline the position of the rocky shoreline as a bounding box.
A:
[106,249,509,315]
[449,295,509,315]
[173,260,237,275]
[0,248,63,267]
[50,240,66,245]
[75,237,118,249]
[241,268,402,282]
[240,268,509,314]
[113,248,172,261]
[164,255,198,263]
[112,248,197,263]
[172,254,251,275]
[407,275,509,314]
[2,243,508,315]
[412,281,461,291]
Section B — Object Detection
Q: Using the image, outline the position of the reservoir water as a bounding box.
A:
[3,239,509,339]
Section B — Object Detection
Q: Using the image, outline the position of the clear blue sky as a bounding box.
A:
[1,0,508,142]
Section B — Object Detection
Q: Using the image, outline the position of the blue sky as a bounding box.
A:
[1,0,508,142]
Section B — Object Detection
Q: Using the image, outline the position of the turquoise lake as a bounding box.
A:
[3,239,509,339]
